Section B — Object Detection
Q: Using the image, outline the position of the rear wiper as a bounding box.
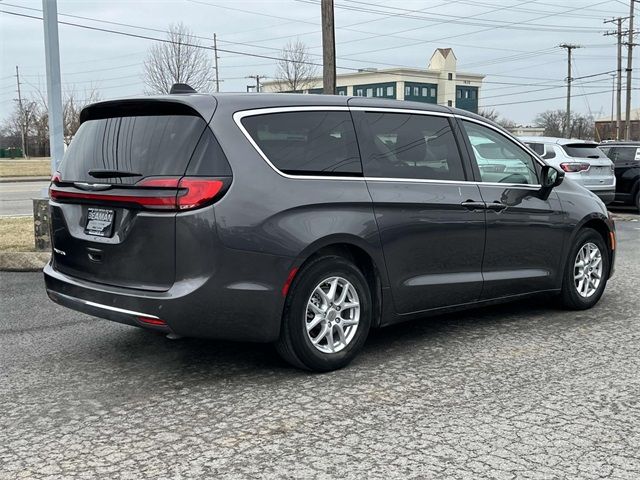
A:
[88,169,142,178]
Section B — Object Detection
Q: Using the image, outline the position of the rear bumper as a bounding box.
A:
[46,288,171,333]
[590,189,616,205]
[43,252,290,342]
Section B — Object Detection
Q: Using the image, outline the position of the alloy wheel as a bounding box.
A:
[573,242,603,298]
[305,276,360,354]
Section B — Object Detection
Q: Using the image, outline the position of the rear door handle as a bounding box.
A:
[461,200,486,211]
[486,202,507,212]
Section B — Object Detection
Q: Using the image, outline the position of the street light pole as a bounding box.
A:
[42,0,64,176]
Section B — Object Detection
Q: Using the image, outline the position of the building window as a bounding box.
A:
[405,86,411,96]
[366,88,373,97]
[447,100,452,106]
[413,87,419,96]
[430,87,436,97]
[386,86,394,96]
[421,87,428,96]
[470,90,476,99]
[376,87,383,96]
[338,90,346,95]
[457,90,462,99]
[448,73,453,80]
[356,89,363,96]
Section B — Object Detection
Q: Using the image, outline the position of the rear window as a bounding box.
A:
[241,111,362,176]
[526,142,545,155]
[561,144,607,159]
[60,115,209,183]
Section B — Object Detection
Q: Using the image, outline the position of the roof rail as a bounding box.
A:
[170,83,197,94]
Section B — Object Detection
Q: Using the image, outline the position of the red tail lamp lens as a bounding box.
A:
[559,162,590,173]
[49,177,227,211]
[177,178,224,210]
[137,316,167,326]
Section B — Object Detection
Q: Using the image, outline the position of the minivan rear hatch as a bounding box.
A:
[49,98,227,291]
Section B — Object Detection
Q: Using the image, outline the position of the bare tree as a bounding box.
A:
[478,107,516,129]
[274,39,318,92]
[62,87,101,144]
[534,109,595,139]
[143,22,212,94]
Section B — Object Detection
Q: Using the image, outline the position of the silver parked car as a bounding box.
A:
[519,136,615,204]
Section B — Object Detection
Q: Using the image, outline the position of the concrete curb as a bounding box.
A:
[0,252,50,272]
[0,176,50,183]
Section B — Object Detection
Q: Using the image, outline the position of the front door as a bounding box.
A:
[458,119,565,299]
[351,106,486,314]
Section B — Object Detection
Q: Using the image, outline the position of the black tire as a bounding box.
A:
[635,190,640,212]
[560,228,610,310]
[275,255,372,372]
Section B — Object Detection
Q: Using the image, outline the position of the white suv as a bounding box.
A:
[519,136,615,204]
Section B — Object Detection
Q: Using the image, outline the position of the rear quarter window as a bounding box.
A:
[240,111,362,176]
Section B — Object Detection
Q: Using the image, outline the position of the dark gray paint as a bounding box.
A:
[44,93,616,343]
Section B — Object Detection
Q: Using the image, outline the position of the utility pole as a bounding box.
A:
[321,0,336,94]
[246,75,263,92]
[560,43,581,137]
[605,17,628,140]
[611,74,617,139]
[213,33,220,93]
[625,0,636,140]
[15,66,27,158]
[42,0,64,175]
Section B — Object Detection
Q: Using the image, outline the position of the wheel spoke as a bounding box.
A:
[342,318,359,327]
[342,301,359,311]
[336,284,350,306]
[308,302,324,315]
[315,286,330,306]
[336,323,347,346]
[312,323,329,345]
[327,278,339,303]
[306,314,324,331]
[326,327,335,352]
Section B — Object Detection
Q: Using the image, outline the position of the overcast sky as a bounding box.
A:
[0,0,631,125]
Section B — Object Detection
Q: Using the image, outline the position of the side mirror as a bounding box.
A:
[541,165,563,189]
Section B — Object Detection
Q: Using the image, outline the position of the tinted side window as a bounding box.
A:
[241,111,362,176]
[462,121,539,185]
[611,146,638,163]
[185,127,232,176]
[353,112,465,181]
[526,142,544,156]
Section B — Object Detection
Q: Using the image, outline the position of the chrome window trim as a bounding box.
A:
[349,106,453,118]
[233,106,364,182]
[233,106,543,188]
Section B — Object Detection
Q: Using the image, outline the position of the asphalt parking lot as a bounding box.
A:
[1,219,639,479]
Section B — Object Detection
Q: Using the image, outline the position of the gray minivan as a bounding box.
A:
[45,91,616,371]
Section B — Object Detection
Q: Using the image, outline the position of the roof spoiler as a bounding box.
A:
[170,83,197,94]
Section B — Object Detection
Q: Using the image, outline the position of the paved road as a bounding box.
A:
[0,181,49,216]
[1,222,639,479]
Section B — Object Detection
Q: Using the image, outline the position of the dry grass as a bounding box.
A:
[0,217,34,252]
[0,158,51,177]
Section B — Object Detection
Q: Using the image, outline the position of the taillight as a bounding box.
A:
[559,162,590,173]
[49,176,228,211]
[51,171,61,183]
